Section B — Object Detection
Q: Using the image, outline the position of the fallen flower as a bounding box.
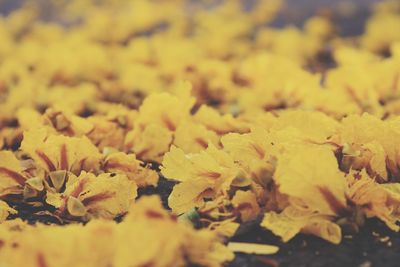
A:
[227,242,279,255]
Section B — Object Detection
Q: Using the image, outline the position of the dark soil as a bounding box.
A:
[137,175,177,209]
[229,219,400,267]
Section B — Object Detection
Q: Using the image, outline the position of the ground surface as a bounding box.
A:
[138,177,400,267]
[230,219,400,267]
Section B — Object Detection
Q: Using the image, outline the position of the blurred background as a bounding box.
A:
[0,0,380,36]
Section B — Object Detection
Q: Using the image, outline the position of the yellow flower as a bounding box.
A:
[162,145,239,214]
[0,196,233,267]
[270,110,339,143]
[125,82,195,161]
[0,200,17,223]
[262,206,342,244]
[362,8,400,53]
[103,151,159,187]
[56,171,137,220]
[333,113,400,181]
[125,123,173,162]
[221,128,274,187]
[0,151,26,197]
[194,105,250,135]
[274,145,348,216]
[231,190,261,222]
[347,170,400,231]
[21,128,102,174]
[173,120,219,153]
[86,116,126,151]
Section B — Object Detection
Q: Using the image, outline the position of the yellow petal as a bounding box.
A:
[168,179,210,214]
[274,145,347,215]
[231,190,261,222]
[227,242,279,255]
[67,196,87,217]
[0,200,17,223]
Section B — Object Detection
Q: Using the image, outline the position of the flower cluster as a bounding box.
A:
[1,0,400,266]
[0,196,234,267]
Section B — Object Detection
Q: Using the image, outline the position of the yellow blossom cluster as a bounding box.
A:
[1,0,400,266]
[0,196,233,267]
